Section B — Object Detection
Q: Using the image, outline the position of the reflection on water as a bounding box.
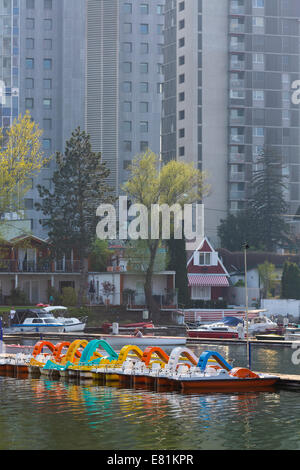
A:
[1,343,300,450]
[0,373,300,450]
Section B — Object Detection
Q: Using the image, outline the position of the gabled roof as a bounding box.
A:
[187,237,229,276]
[10,234,49,246]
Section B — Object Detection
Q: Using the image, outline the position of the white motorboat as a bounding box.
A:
[42,306,87,332]
[5,309,65,334]
[187,316,241,339]
[247,316,278,334]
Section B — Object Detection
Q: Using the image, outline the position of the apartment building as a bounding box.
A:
[162,0,300,245]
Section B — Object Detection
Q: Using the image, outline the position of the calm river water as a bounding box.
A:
[1,342,300,450]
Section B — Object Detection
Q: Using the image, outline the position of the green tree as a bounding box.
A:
[217,210,260,252]
[250,148,289,252]
[258,261,277,298]
[123,150,208,316]
[281,261,300,300]
[90,239,111,272]
[36,127,114,306]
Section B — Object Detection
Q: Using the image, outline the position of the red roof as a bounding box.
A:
[188,274,229,287]
[187,237,229,276]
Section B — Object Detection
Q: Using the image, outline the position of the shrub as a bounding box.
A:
[61,287,77,306]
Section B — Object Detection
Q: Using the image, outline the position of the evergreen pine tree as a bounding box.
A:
[36,127,114,306]
[281,262,300,300]
[250,148,289,252]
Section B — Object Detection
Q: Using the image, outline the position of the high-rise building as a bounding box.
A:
[162,0,300,245]
[0,0,20,140]
[18,0,86,238]
[86,0,165,194]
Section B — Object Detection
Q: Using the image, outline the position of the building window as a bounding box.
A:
[26,18,35,29]
[179,110,185,120]
[43,98,52,109]
[253,16,264,28]
[179,146,185,156]
[140,62,149,73]
[124,140,132,151]
[44,19,53,31]
[140,42,149,54]
[179,1,185,11]
[44,0,52,9]
[253,53,264,64]
[123,101,132,112]
[26,58,34,69]
[179,91,185,101]
[140,4,149,14]
[179,73,185,84]
[140,102,149,113]
[43,139,51,150]
[123,81,132,92]
[123,42,132,53]
[179,128,185,138]
[140,141,148,151]
[253,0,264,7]
[179,19,185,29]
[179,55,185,66]
[253,90,264,101]
[43,58,52,70]
[140,121,148,133]
[26,78,34,89]
[191,286,211,300]
[25,98,34,109]
[26,0,35,8]
[123,3,132,14]
[179,37,185,48]
[123,61,132,73]
[24,198,34,210]
[253,127,264,137]
[157,5,164,14]
[157,24,163,35]
[43,78,52,89]
[43,118,52,130]
[140,82,149,93]
[140,24,149,34]
[124,23,132,33]
[124,121,132,132]
[44,39,52,50]
[123,160,131,170]
[26,38,34,49]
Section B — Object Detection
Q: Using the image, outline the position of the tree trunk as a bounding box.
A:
[144,241,160,319]
[77,256,89,307]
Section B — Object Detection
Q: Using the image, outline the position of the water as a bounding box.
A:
[1,342,300,450]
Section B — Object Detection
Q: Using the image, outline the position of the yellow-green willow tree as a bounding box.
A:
[0,111,48,225]
[123,150,208,316]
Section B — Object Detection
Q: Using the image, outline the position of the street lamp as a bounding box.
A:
[243,242,250,369]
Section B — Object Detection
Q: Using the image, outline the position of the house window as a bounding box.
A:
[191,286,211,300]
[195,252,212,265]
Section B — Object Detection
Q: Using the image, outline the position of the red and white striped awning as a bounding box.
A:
[188,274,229,287]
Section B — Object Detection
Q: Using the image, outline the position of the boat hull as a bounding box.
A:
[188,331,238,339]
[179,377,278,391]
[95,335,186,347]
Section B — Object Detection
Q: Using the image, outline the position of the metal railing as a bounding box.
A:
[0,259,81,273]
